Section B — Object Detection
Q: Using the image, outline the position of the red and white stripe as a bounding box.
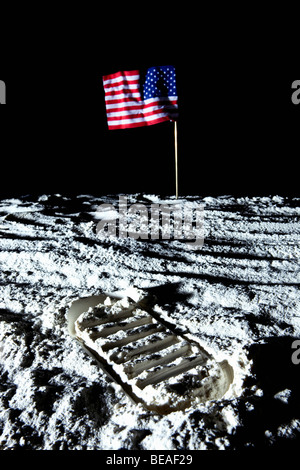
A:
[103,70,178,130]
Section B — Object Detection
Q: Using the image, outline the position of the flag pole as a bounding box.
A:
[174,120,178,199]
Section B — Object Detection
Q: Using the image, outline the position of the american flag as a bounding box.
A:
[103,65,178,130]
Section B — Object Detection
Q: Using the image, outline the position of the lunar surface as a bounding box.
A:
[0,193,299,449]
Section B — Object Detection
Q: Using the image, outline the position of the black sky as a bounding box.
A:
[1,53,298,199]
